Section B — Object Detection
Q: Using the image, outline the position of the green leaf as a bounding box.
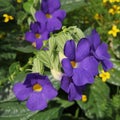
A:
[112,39,120,59]
[54,26,85,52]
[17,11,27,25]
[61,0,85,13]
[107,59,120,86]
[14,71,26,82]
[48,35,57,54]
[108,69,120,86]
[32,57,44,74]
[0,0,15,14]
[37,50,51,68]
[14,46,36,53]
[0,101,36,120]
[77,79,110,119]
[67,26,85,42]
[55,97,74,108]
[9,62,20,75]
[23,0,34,14]
[48,75,61,90]
[29,106,63,120]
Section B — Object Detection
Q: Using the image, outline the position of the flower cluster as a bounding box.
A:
[61,30,113,101]
[13,0,113,112]
[25,0,66,50]
[108,5,120,15]
[103,0,120,3]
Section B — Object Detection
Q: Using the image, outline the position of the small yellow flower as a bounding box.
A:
[108,25,120,37]
[109,0,120,2]
[108,5,120,15]
[94,13,102,21]
[99,70,110,82]
[103,0,108,3]
[17,0,22,3]
[109,0,116,3]
[82,95,87,102]
[3,14,14,23]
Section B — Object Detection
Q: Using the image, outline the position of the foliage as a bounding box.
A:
[0,0,120,120]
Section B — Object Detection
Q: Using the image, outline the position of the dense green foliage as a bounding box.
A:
[0,0,120,120]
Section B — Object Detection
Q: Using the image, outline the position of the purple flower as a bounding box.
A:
[13,73,57,111]
[62,40,98,86]
[25,21,49,50]
[87,30,113,71]
[35,0,66,32]
[61,75,85,101]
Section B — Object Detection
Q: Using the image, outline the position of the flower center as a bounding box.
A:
[33,83,42,92]
[82,95,87,102]
[46,13,52,18]
[35,33,41,39]
[70,61,77,68]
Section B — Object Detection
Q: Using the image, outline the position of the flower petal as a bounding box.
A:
[47,18,62,32]
[36,39,43,50]
[68,83,82,101]
[64,40,76,60]
[41,0,61,13]
[35,10,47,23]
[95,43,111,60]
[87,29,101,49]
[41,31,50,40]
[25,32,35,43]
[52,9,66,21]
[72,68,94,86]
[76,38,90,62]
[24,73,41,86]
[30,22,45,33]
[61,76,71,93]
[13,83,32,101]
[102,59,113,71]
[80,56,99,76]
[62,58,73,77]
[26,92,47,111]
[43,83,58,100]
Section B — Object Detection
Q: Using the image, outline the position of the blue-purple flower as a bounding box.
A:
[87,29,113,71]
[25,21,49,50]
[35,0,66,32]
[61,75,85,101]
[13,73,57,111]
[62,39,98,86]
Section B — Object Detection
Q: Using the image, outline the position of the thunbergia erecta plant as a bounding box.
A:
[35,0,66,32]
[13,0,113,112]
[25,21,50,49]
[13,73,57,111]
[25,0,66,50]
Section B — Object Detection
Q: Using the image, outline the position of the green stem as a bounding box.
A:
[75,108,79,118]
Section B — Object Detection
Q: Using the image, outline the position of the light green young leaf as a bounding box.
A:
[67,26,85,42]
[37,50,51,68]
[32,57,44,74]
[23,0,34,14]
